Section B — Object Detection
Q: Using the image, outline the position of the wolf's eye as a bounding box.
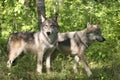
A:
[95,31,101,35]
[51,24,54,26]
[50,25,55,28]
[43,25,48,29]
[45,25,48,27]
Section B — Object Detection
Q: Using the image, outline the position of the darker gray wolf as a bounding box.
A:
[53,23,105,77]
[7,15,60,74]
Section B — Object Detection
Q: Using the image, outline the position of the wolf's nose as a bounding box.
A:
[102,37,106,41]
[47,32,50,36]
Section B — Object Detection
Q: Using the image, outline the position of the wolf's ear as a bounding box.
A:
[87,22,90,26]
[87,22,93,31]
[96,23,100,27]
[87,22,92,28]
[41,15,46,22]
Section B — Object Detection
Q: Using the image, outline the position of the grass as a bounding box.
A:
[0,41,120,80]
[0,53,120,80]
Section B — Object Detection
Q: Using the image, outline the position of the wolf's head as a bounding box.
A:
[41,14,60,37]
[86,23,105,42]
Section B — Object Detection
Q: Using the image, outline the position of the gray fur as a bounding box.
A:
[53,23,105,77]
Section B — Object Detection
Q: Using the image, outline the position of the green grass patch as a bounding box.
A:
[0,47,120,80]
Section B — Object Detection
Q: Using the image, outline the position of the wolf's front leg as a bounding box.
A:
[37,51,43,75]
[46,54,51,74]
[46,49,55,74]
[73,55,80,73]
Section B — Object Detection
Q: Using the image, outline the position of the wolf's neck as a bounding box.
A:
[41,31,58,45]
[77,29,92,47]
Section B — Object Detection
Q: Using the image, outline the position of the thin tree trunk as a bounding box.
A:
[36,0,46,30]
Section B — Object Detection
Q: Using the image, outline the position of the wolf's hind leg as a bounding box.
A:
[7,48,23,68]
[80,55,92,77]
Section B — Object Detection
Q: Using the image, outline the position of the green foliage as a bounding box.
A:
[0,0,120,80]
[1,0,38,39]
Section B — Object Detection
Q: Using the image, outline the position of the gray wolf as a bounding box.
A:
[7,15,60,74]
[53,23,105,77]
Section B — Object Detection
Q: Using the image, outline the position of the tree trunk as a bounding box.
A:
[36,0,46,30]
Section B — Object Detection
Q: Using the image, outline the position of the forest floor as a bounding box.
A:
[0,51,120,80]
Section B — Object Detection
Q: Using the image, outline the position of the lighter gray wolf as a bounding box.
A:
[7,15,60,74]
[53,23,105,77]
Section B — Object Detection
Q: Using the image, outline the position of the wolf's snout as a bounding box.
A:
[47,32,51,36]
[102,37,105,41]
[96,36,105,42]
